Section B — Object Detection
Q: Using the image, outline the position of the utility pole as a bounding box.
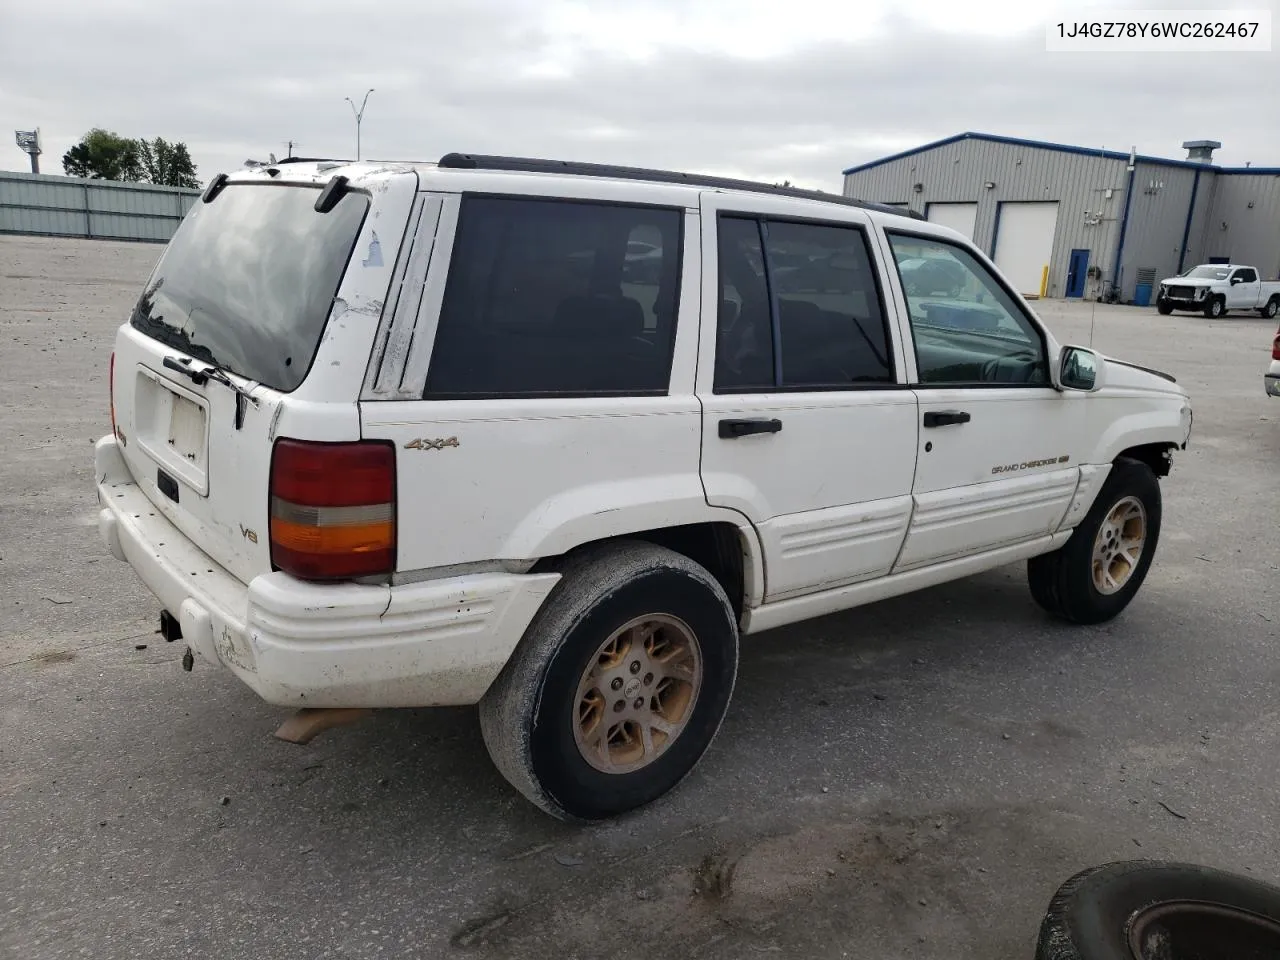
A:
[344,89,374,161]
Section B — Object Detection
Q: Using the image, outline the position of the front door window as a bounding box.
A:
[886,233,1049,386]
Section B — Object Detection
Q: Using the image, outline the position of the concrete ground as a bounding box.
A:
[2,234,1278,960]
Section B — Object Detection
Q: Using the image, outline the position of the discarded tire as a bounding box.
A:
[1037,860,1280,960]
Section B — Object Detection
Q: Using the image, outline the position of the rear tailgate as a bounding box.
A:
[109,167,418,585]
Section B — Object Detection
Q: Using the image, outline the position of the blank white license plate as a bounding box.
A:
[167,392,207,463]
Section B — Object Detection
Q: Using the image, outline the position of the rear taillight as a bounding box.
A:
[1272,329,1280,361]
[269,439,397,580]
[109,351,117,438]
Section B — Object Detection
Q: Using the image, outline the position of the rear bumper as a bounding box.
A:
[95,436,559,708]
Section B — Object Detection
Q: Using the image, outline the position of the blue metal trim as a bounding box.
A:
[1217,167,1280,175]
[1177,168,1202,274]
[842,133,972,176]
[757,220,785,387]
[841,131,1254,176]
[1112,165,1137,299]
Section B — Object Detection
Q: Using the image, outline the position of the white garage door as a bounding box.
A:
[926,202,978,241]
[993,202,1060,297]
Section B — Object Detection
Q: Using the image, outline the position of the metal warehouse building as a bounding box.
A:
[842,132,1280,304]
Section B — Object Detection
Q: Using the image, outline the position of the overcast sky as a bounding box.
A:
[1,0,1277,191]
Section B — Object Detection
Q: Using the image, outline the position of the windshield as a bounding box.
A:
[130,183,370,392]
[1186,266,1231,280]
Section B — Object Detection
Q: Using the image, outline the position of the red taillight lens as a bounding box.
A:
[1272,330,1280,361]
[269,439,396,580]
[109,351,117,437]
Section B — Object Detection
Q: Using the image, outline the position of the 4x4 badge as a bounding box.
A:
[404,437,460,451]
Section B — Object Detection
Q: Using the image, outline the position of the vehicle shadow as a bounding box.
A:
[13,559,1203,959]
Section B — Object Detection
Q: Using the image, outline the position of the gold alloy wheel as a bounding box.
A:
[1091,496,1148,596]
[572,614,703,775]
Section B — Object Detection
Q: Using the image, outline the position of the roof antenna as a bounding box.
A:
[1089,267,1100,348]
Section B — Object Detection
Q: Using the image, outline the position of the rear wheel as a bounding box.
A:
[1028,458,1162,625]
[1156,299,1173,316]
[1204,295,1226,318]
[479,541,739,821]
[1259,297,1279,319]
[1036,860,1280,960]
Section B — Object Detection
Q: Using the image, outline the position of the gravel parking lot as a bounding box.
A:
[3,233,1278,960]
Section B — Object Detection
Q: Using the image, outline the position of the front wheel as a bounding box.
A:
[1028,457,1162,624]
[1156,299,1173,316]
[479,541,739,821]
[1204,295,1226,318]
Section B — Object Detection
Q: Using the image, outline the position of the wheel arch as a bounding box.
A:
[1115,441,1176,478]
[531,520,764,624]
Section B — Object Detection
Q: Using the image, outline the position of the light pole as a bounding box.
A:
[344,89,374,161]
[14,128,41,174]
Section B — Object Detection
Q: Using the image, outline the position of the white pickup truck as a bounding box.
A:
[1157,263,1280,319]
[96,155,1194,821]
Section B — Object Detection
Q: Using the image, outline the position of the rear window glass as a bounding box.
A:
[424,196,683,398]
[130,183,369,392]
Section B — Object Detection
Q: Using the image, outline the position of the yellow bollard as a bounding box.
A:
[1040,264,1049,298]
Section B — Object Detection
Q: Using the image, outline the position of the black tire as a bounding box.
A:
[1156,299,1173,316]
[1028,457,1162,625]
[1037,860,1280,960]
[1259,297,1279,319]
[478,540,739,821]
[1203,295,1226,318]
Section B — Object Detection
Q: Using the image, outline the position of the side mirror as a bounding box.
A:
[1058,345,1102,392]
[1230,275,1243,284]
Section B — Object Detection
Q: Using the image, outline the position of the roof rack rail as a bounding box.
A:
[437,152,924,219]
[274,156,345,165]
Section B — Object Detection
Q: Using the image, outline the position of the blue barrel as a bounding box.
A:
[1134,282,1153,307]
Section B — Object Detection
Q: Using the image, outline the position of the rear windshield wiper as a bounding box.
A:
[163,355,260,430]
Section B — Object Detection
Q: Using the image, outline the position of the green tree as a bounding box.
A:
[62,129,142,181]
[137,137,200,189]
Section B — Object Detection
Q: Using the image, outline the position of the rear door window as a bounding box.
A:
[424,197,683,398]
[714,217,775,391]
[130,183,369,392]
[764,220,894,387]
[713,215,894,392]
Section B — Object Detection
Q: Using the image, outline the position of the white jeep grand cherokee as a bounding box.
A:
[96,154,1194,821]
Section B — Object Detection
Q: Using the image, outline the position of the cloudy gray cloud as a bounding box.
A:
[2,0,1277,192]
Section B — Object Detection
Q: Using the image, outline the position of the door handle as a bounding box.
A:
[719,418,783,439]
[922,410,971,428]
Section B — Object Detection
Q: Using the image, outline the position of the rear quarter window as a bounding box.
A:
[424,196,683,398]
